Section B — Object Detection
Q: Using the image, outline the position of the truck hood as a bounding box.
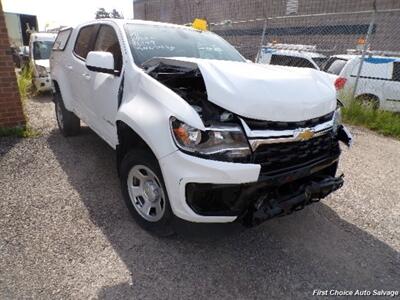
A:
[34,59,50,71]
[149,57,336,122]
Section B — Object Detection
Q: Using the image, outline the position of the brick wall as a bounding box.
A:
[0,2,25,128]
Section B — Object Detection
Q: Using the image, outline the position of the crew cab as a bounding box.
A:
[50,19,352,235]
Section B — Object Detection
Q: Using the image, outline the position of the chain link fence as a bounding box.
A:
[134,0,400,110]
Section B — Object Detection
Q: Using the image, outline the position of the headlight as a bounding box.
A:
[36,65,48,77]
[170,117,251,162]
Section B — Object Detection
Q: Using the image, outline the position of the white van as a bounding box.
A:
[257,44,327,70]
[29,32,57,92]
[323,54,400,111]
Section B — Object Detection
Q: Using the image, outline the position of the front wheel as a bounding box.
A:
[120,149,175,236]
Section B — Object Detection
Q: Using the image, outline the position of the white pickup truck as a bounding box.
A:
[50,19,352,235]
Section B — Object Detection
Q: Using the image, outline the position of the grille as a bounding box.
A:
[253,133,340,175]
[243,112,334,131]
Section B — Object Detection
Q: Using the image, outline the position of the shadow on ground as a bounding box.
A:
[47,128,400,299]
[0,137,20,158]
[30,92,53,103]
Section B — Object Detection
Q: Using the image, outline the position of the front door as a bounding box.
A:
[86,24,124,147]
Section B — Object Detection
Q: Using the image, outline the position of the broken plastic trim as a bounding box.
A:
[337,125,353,147]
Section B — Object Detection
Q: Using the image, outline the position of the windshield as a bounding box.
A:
[33,41,53,60]
[323,57,348,75]
[124,24,245,66]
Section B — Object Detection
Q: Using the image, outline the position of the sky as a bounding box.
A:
[1,0,134,30]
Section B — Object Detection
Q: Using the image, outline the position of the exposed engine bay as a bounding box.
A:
[144,59,235,125]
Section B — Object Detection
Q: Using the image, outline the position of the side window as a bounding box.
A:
[74,25,97,59]
[270,55,315,69]
[270,54,291,66]
[94,25,123,72]
[53,28,72,51]
[392,62,400,82]
[289,57,315,69]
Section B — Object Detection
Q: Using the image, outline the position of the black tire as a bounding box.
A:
[120,149,175,236]
[54,91,80,136]
[356,94,380,110]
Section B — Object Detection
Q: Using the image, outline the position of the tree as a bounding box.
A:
[95,8,110,19]
[110,9,123,19]
[95,8,123,19]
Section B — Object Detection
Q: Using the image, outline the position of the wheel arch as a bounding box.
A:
[355,93,380,101]
[116,120,158,174]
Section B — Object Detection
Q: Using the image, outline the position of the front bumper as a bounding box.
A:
[33,76,52,92]
[160,150,340,224]
[160,150,260,223]
[185,156,341,226]
[160,125,352,224]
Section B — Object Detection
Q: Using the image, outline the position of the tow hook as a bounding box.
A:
[245,175,344,227]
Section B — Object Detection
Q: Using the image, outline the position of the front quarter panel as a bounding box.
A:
[116,69,205,159]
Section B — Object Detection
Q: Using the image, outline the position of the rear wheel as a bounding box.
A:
[54,91,80,136]
[356,94,380,110]
[120,149,175,236]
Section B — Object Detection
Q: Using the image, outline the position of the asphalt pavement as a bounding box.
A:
[0,94,399,299]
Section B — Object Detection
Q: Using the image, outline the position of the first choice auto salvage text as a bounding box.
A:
[313,289,399,297]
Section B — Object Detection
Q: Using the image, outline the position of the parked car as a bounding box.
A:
[19,46,30,68]
[50,20,352,235]
[256,43,328,70]
[29,32,57,92]
[323,54,400,111]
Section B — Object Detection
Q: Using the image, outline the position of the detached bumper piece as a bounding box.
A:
[247,175,344,227]
[186,156,343,226]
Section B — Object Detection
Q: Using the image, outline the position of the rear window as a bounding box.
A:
[324,58,347,75]
[53,28,72,51]
[270,54,316,69]
[73,25,98,59]
[392,62,400,81]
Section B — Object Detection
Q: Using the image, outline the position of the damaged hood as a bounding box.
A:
[146,57,336,122]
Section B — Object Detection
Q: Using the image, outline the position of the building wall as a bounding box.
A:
[133,0,400,59]
[0,2,25,128]
[133,0,400,22]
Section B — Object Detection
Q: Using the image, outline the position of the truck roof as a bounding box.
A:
[332,54,400,61]
[75,19,206,33]
[264,49,326,59]
[31,32,57,41]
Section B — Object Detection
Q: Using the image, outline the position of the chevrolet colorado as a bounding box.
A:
[50,19,352,235]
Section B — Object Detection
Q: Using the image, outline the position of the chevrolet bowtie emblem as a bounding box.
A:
[295,128,315,141]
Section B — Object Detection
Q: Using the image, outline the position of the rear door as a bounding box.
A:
[86,24,124,146]
[384,62,400,111]
[69,24,98,123]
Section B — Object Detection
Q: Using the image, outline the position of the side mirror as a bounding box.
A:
[86,51,115,74]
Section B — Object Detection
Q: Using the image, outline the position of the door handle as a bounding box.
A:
[82,73,91,80]
[66,65,73,70]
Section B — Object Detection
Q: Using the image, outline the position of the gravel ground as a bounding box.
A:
[0,94,399,299]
